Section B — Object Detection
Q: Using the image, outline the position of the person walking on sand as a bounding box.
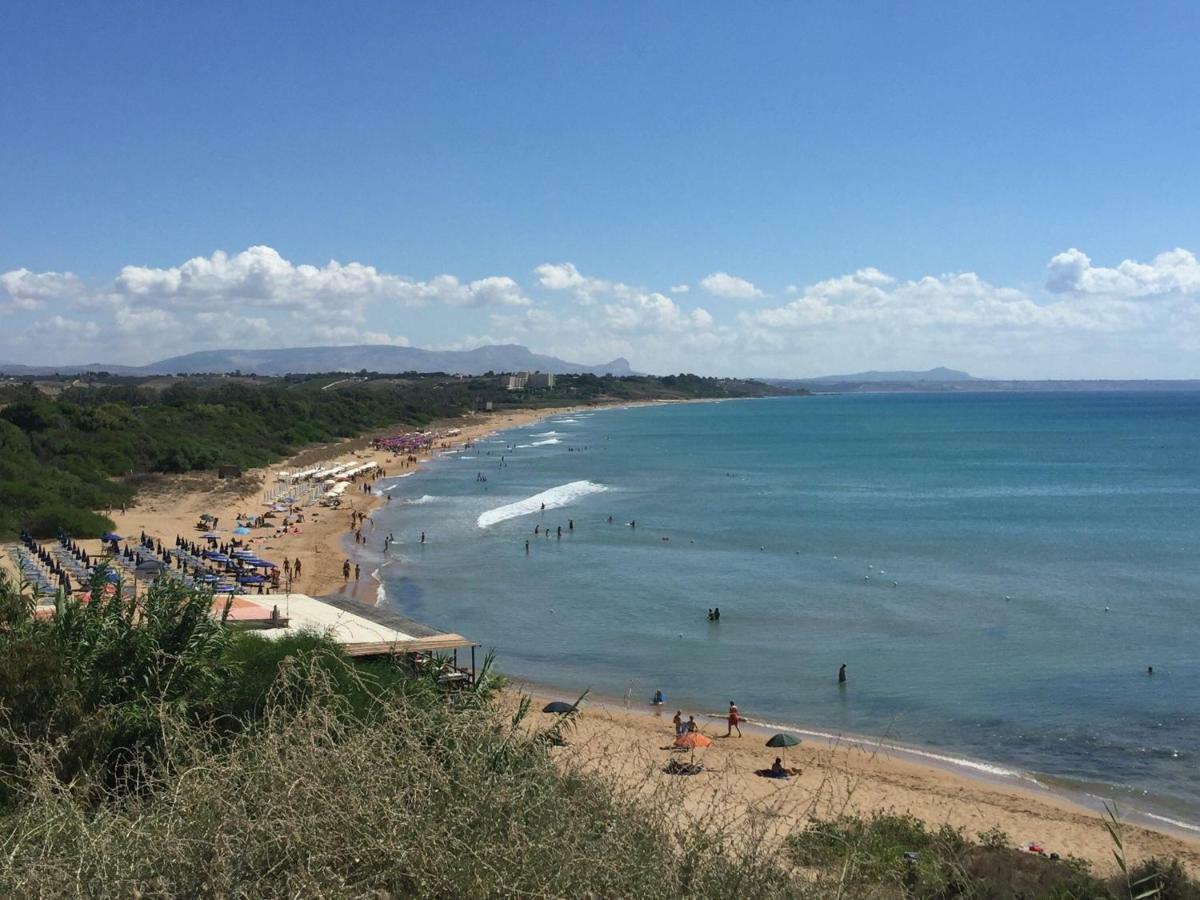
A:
[838,663,847,684]
[354,563,360,581]
[673,710,684,736]
[293,558,301,578]
[725,701,742,737]
[342,559,351,579]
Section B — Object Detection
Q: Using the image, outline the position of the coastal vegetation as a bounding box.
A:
[0,371,786,539]
[1,570,1196,898]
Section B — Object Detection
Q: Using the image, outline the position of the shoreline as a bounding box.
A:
[70,396,1200,875]
[349,400,1200,876]
[507,677,1200,875]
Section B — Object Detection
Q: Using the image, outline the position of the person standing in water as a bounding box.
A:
[838,663,847,684]
[525,540,530,554]
[420,532,426,544]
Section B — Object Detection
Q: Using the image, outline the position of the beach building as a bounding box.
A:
[221,592,480,683]
[504,371,555,390]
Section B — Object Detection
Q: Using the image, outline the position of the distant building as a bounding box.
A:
[504,373,528,391]
[526,372,556,389]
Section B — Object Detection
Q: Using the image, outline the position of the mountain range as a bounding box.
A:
[0,344,636,378]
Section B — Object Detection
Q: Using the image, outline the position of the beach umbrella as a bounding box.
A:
[135,559,166,573]
[766,733,800,748]
[672,731,713,768]
[251,560,277,568]
[766,732,801,763]
[101,532,121,542]
[674,732,713,751]
[542,701,577,714]
[238,574,265,584]
[233,526,251,535]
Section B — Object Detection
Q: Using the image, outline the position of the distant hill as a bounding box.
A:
[0,344,636,378]
[807,366,979,383]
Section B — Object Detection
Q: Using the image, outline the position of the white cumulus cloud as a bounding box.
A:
[700,271,764,300]
[111,246,532,312]
[1046,248,1200,297]
[0,268,84,309]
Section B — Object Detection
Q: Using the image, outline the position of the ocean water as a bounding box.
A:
[371,393,1200,826]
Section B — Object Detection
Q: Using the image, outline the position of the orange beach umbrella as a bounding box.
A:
[673,732,712,750]
[673,730,713,766]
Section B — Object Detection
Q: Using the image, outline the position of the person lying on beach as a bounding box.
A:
[754,758,801,779]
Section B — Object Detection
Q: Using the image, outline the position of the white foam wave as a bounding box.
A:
[531,438,560,446]
[1141,812,1200,833]
[402,495,439,506]
[531,431,558,437]
[751,719,1021,778]
[552,417,580,423]
[458,456,477,460]
[477,480,608,528]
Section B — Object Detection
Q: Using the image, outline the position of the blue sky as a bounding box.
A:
[2,2,1199,376]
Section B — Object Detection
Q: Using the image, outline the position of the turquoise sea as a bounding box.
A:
[369,393,1200,828]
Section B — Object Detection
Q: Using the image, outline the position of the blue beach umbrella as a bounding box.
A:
[102,532,121,542]
[238,574,265,584]
[233,526,251,535]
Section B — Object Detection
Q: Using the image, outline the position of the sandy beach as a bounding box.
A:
[12,398,1199,878]
[81,406,582,599]
[520,689,1200,877]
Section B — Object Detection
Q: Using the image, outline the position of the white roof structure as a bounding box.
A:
[232,593,473,655]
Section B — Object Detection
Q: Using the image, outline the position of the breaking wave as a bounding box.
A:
[477,481,608,528]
